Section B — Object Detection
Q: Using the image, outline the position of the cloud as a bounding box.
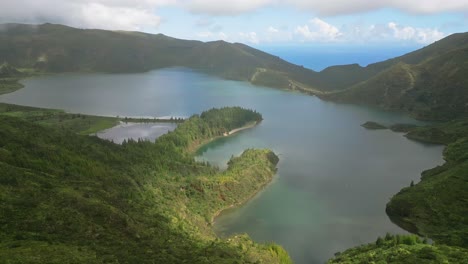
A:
[186,0,271,15]
[180,0,468,16]
[285,0,468,16]
[264,26,293,43]
[291,18,445,44]
[182,0,468,16]
[387,22,445,44]
[0,0,170,31]
[267,26,279,33]
[238,32,260,44]
[196,30,229,41]
[294,18,342,41]
[79,3,161,30]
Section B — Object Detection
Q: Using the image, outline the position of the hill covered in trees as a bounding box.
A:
[0,23,320,91]
[320,32,468,120]
[328,233,468,263]
[0,106,290,264]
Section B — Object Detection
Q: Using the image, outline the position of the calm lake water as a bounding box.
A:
[96,122,177,144]
[0,68,444,263]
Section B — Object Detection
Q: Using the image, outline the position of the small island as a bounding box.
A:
[361,121,387,130]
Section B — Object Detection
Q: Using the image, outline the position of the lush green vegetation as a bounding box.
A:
[327,233,468,263]
[386,118,468,248]
[321,33,468,120]
[0,103,119,135]
[361,121,387,130]
[0,62,24,95]
[328,118,468,263]
[0,107,290,263]
[2,23,467,120]
[159,106,262,152]
[0,23,319,91]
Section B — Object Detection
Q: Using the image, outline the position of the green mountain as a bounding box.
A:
[320,33,468,120]
[0,23,319,90]
[2,23,467,120]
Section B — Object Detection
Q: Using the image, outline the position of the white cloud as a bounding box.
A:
[263,26,293,42]
[285,0,468,16]
[291,18,445,44]
[0,0,455,45]
[294,18,342,41]
[0,0,171,31]
[182,0,468,16]
[267,26,279,33]
[387,22,445,44]
[79,3,161,30]
[186,0,271,15]
[238,32,260,44]
[196,31,229,41]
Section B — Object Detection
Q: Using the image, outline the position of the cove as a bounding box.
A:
[0,68,444,263]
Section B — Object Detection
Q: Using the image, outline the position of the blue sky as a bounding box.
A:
[1,0,467,48]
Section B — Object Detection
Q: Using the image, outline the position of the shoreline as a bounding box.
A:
[189,120,260,153]
[210,173,277,226]
[185,119,275,227]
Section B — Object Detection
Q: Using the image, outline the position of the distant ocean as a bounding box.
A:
[258,45,421,71]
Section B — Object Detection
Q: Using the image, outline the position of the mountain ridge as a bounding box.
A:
[0,23,322,91]
[319,31,468,120]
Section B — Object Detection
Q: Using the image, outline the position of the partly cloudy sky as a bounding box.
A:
[0,0,467,47]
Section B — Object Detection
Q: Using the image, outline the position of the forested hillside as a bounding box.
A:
[320,32,468,120]
[0,23,317,90]
[0,106,290,263]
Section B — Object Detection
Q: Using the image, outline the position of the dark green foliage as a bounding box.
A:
[386,118,468,248]
[0,102,119,134]
[330,118,468,263]
[0,23,319,90]
[159,106,262,152]
[327,234,468,263]
[321,32,468,120]
[0,63,25,94]
[361,121,387,130]
[0,107,290,263]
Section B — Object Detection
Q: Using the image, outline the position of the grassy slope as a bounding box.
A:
[0,107,291,263]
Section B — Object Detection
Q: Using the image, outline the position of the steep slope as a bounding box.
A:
[386,118,468,248]
[321,33,468,120]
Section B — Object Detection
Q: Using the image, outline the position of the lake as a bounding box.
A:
[0,68,444,263]
[96,122,177,144]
